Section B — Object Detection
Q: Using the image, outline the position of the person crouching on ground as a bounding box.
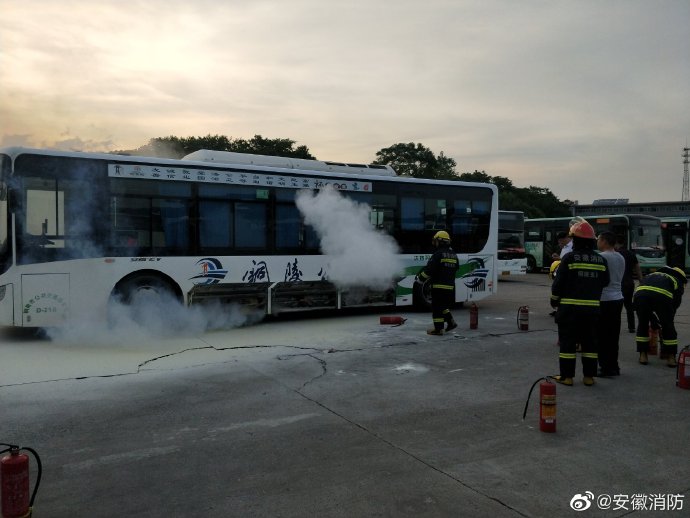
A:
[550,220,609,386]
[416,231,459,336]
[634,266,686,367]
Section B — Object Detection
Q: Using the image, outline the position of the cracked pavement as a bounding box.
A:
[2,276,689,517]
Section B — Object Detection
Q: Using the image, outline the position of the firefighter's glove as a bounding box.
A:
[550,295,560,309]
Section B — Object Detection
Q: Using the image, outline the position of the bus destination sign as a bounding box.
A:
[108,164,372,193]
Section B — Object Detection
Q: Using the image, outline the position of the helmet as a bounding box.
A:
[549,260,561,280]
[433,230,451,242]
[672,267,688,284]
[569,221,596,239]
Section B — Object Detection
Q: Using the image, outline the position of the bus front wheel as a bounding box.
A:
[109,273,182,325]
[526,256,537,273]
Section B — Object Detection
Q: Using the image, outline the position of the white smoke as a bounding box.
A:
[46,292,263,346]
[295,186,402,289]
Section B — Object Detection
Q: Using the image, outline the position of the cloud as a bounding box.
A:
[1,0,688,202]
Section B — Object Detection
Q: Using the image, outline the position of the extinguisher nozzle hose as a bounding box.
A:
[522,377,550,420]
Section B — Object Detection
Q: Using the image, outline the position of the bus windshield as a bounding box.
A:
[630,217,663,249]
[498,211,525,252]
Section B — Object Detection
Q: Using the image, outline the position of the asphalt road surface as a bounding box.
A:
[2,274,688,517]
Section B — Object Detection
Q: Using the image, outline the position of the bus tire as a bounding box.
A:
[412,278,432,311]
[526,256,537,273]
[109,272,183,325]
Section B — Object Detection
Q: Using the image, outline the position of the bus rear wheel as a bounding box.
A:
[413,278,432,311]
[526,256,537,273]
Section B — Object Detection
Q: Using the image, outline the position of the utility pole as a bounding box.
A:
[684,147,690,202]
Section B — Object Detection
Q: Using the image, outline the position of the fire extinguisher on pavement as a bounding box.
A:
[1,444,42,518]
[677,346,690,390]
[517,305,529,331]
[522,377,557,433]
[469,303,478,330]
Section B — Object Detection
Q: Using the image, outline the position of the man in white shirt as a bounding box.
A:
[596,231,626,376]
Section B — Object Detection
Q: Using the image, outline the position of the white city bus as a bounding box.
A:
[497,210,527,276]
[0,147,499,327]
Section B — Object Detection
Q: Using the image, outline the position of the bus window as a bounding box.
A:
[0,180,7,273]
[235,202,266,249]
[401,197,424,231]
[153,199,190,249]
[199,200,232,249]
[24,177,62,248]
[275,204,302,249]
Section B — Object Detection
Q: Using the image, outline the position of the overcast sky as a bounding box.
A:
[1,0,688,204]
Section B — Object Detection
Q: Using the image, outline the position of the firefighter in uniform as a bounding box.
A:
[550,220,609,386]
[634,266,686,367]
[416,231,459,335]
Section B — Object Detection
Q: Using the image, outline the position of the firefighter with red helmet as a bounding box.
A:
[634,265,687,367]
[416,230,459,335]
[550,220,609,386]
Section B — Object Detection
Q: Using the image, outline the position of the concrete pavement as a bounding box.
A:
[1,274,688,517]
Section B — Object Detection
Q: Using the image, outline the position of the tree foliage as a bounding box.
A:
[118,135,572,218]
[459,170,571,218]
[120,134,315,160]
[372,142,458,180]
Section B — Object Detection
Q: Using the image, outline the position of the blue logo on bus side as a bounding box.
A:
[190,258,228,285]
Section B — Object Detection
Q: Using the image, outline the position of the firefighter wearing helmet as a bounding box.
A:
[633,265,686,367]
[416,230,459,335]
[550,219,609,386]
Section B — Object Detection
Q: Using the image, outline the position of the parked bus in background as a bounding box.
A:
[0,147,499,328]
[661,216,690,272]
[524,214,665,274]
[497,210,527,277]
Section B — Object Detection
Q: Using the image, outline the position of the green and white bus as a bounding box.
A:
[497,210,527,276]
[0,147,499,327]
[662,216,690,272]
[524,214,665,274]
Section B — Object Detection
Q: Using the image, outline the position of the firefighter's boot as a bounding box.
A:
[639,352,649,365]
[667,354,678,368]
[553,375,573,386]
[446,319,458,332]
[583,376,595,386]
[427,328,443,336]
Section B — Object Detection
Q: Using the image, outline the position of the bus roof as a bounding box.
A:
[526,214,661,222]
[0,146,498,192]
[182,149,397,176]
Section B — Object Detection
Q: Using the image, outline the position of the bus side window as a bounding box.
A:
[235,202,266,249]
[401,197,424,231]
[111,197,151,249]
[199,200,232,249]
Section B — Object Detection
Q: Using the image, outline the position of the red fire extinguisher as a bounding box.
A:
[469,303,478,330]
[677,346,690,390]
[523,377,556,433]
[517,305,529,331]
[379,316,406,326]
[1,444,42,518]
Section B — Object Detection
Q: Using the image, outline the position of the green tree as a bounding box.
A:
[372,142,458,180]
[460,170,570,218]
[121,134,315,159]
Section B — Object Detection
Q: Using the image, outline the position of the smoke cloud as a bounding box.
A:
[46,292,263,346]
[295,186,402,289]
